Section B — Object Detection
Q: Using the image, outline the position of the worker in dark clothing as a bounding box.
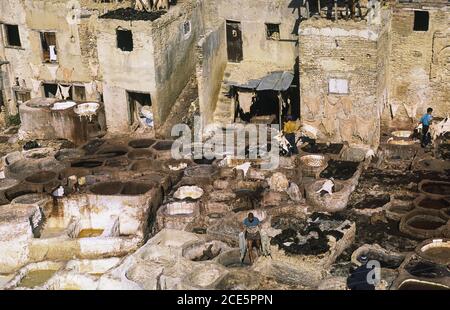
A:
[347,255,376,290]
[419,107,433,148]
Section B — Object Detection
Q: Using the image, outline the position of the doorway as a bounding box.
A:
[126,91,152,126]
[226,21,243,63]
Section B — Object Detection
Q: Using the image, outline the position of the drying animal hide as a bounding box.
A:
[316,179,334,195]
[238,92,254,114]
[320,118,336,137]
[55,85,63,100]
[31,79,41,93]
[303,96,321,118]
[403,103,418,119]
[84,81,95,96]
[339,117,354,142]
[390,103,400,118]
[59,84,72,100]
[47,65,59,80]
[340,97,353,116]
[29,63,41,78]
[89,62,99,78]
[62,67,74,81]
[354,116,374,143]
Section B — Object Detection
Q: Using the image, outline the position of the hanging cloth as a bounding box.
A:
[340,97,353,116]
[84,81,95,96]
[403,103,418,119]
[55,85,63,100]
[49,45,57,61]
[29,63,40,78]
[238,91,254,114]
[31,79,41,93]
[47,65,59,81]
[59,84,72,100]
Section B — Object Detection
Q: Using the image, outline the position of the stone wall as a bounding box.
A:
[96,18,157,132]
[299,20,383,147]
[196,22,227,128]
[0,0,104,115]
[151,0,205,127]
[384,3,449,127]
[214,0,298,68]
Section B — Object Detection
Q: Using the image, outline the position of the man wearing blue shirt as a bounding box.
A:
[242,213,261,264]
[419,107,433,147]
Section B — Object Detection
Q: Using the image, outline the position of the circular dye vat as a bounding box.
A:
[164,201,196,216]
[388,140,415,146]
[95,146,128,158]
[127,149,155,160]
[130,159,160,172]
[152,140,174,151]
[12,193,50,205]
[121,182,153,196]
[300,154,326,168]
[420,241,450,265]
[55,148,85,161]
[51,101,76,111]
[25,171,57,184]
[414,195,450,210]
[398,279,449,290]
[184,165,216,178]
[183,240,228,261]
[215,249,251,268]
[391,130,412,138]
[407,216,446,230]
[71,160,103,168]
[420,181,450,196]
[404,259,450,278]
[128,139,156,149]
[89,181,123,195]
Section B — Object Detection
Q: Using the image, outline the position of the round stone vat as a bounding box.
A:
[156,201,200,231]
[385,201,415,221]
[440,207,450,220]
[391,130,412,139]
[130,159,161,172]
[128,139,155,149]
[403,258,450,279]
[12,193,51,206]
[182,240,229,261]
[152,140,174,151]
[173,186,204,200]
[25,171,57,184]
[103,157,130,168]
[51,101,76,111]
[59,167,90,180]
[0,178,21,203]
[127,149,156,161]
[215,249,251,268]
[414,195,450,211]
[351,244,405,269]
[388,140,415,146]
[214,270,259,290]
[397,279,449,290]
[299,154,327,178]
[418,180,450,199]
[82,139,105,155]
[400,210,448,239]
[120,182,153,196]
[95,145,129,158]
[184,164,217,178]
[89,181,123,195]
[416,159,450,171]
[417,239,450,265]
[204,202,231,218]
[54,148,85,161]
[305,179,351,212]
[71,160,103,168]
[185,265,225,288]
[73,102,99,116]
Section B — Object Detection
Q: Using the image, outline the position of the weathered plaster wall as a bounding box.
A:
[299,20,382,147]
[196,21,227,128]
[96,18,156,132]
[384,4,449,126]
[151,0,205,127]
[214,0,298,68]
[0,0,104,115]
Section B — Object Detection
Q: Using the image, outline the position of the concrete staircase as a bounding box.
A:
[212,81,234,125]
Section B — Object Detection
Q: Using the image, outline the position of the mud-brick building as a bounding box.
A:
[298,0,449,148]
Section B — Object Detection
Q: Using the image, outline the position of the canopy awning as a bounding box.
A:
[227,71,294,92]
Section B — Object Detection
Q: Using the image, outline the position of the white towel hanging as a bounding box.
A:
[59,84,72,100]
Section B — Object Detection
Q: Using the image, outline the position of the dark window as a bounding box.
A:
[117,29,133,51]
[73,85,86,101]
[266,23,280,40]
[40,32,57,63]
[42,83,58,98]
[5,24,21,47]
[126,91,151,125]
[413,11,429,31]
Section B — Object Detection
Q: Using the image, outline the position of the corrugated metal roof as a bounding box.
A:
[228,71,294,91]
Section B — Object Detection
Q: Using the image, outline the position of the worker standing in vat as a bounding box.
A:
[283,115,299,155]
[419,107,433,148]
[242,212,261,264]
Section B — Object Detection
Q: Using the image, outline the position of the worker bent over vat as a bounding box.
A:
[242,212,261,264]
